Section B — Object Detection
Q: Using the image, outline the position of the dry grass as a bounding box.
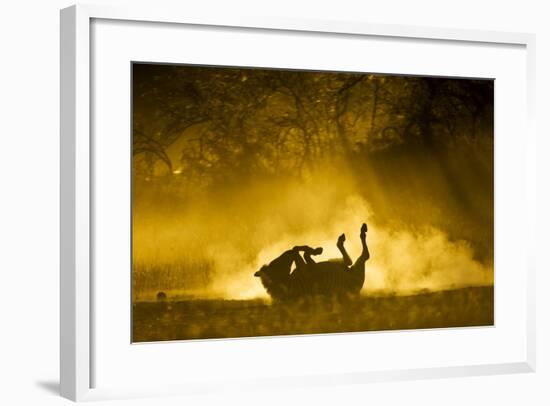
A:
[132,286,493,342]
[133,258,214,301]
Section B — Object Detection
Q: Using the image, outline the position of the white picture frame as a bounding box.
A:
[60,3,536,402]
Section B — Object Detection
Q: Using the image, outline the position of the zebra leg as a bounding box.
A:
[349,223,369,291]
[304,246,323,265]
[337,233,353,267]
[293,245,323,266]
[265,249,302,274]
[290,247,308,270]
[353,223,369,266]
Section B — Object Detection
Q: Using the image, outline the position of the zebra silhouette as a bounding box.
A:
[254,223,369,301]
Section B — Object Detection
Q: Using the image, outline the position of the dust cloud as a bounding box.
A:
[132,163,493,301]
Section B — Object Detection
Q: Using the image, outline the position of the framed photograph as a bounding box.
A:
[60,4,536,402]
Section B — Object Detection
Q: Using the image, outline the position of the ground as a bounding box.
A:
[132,286,493,342]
